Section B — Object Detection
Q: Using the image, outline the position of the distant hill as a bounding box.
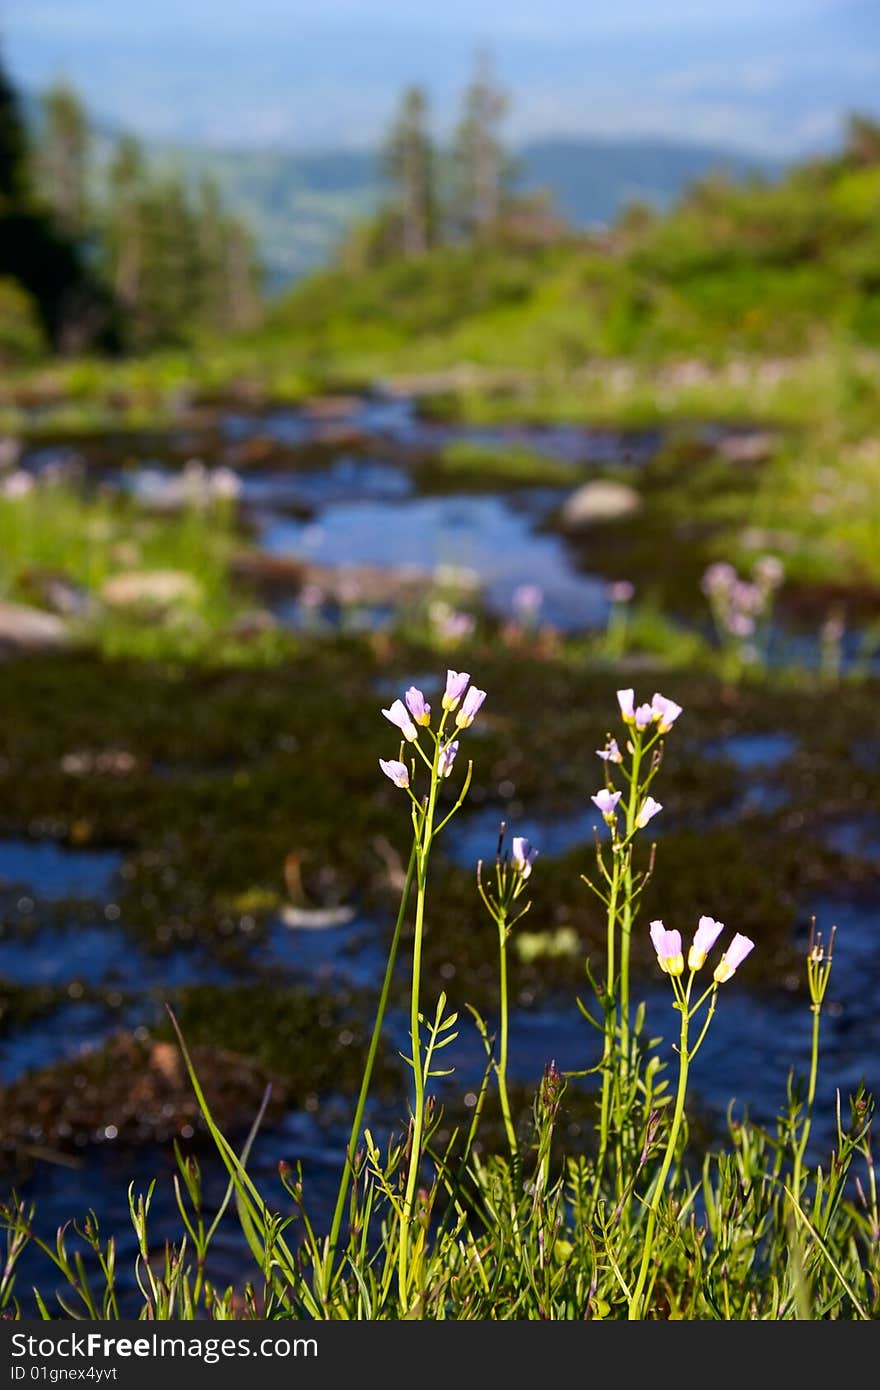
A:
[163,137,782,292]
[515,137,782,228]
[20,91,783,291]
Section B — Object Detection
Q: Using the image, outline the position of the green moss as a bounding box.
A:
[430,440,581,489]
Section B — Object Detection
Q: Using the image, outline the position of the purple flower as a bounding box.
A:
[591,788,622,822]
[649,919,684,976]
[609,580,635,603]
[754,554,784,590]
[617,688,635,723]
[442,669,471,712]
[713,932,755,984]
[651,693,683,734]
[379,758,410,789]
[405,686,432,727]
[596,738,623,764]
[701,561,736,595]
[455,685,487,729]
[512,583,543,617]
[511,836,539,879]
[732,580,763,615]
[437,610,476,643]
[727,612,756,638]
[438,739,459,779]
[688,915,724,970]
[636,796,662,830]
[635,702,654,730]
[381,698,418,742]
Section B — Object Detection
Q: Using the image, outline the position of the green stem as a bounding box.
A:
[619,734,642,1068]
[398,734,442,1307]
[326,837,418,1280]
[592,854,621,1206]
[791,1003,821,1208]
[628,998,690,1319]
[496,908,519,1175]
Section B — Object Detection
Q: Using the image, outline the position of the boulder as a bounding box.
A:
[0,601,69,652]
[559,480,642,528]
[101,569,201,609]
[716,431,776,464]
[18,568,96,618]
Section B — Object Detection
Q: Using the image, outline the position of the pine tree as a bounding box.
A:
[221,216,262,331]
[449,51,511,241]
[380,85,433,258]
[0,52,30,204]
[105,135,147,330]
[0,52,110,353]
[37,81,90,237]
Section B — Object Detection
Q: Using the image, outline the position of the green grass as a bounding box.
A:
[0,483,297,664]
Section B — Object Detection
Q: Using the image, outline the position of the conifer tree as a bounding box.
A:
[37,81,90,237]
[380,84,433,257]
[449,51,511,241]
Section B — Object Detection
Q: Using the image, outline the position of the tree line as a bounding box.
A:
[344,52,568,268]
[0,52,262,361]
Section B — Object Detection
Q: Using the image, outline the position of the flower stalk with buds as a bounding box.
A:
[582,689,682,1201]
[476,827,538,1172]
[377,670,485,1308]
[630,914,754,1318]
[791,921,836,1205]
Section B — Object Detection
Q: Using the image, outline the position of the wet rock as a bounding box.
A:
[301,394,362,419]
[231,552,308,595]
[280,904,357,929]
[223,434,278,467]
[231,552,456,607]
[716,431,776,464]
[558,480,642,528]
[0,436,22,470]
[0,601,69,652]
[101,570,202,610]
[18,568,97,619]
[306,562,442,606]
[128,461,241,510]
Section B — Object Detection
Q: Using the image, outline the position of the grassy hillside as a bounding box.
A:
[258,153,880,372]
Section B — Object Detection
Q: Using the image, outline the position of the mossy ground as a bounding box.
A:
[1,639,876,1150]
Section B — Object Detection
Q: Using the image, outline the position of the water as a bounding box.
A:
[222,396,662,467]
[259,492,611,631]
[0,839,123,900]
[703,731,798,771]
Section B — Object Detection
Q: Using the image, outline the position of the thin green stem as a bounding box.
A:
[791,1003,821,1206]
[619,734,643,1067]
[495,908,519,1176]
[628,996,690,1319]
[592,852,621,1208]
[326,837,418,1280]
[398,725,443,1307]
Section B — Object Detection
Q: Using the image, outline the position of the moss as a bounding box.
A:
[0,639,876,1018]
[428,440,582,490]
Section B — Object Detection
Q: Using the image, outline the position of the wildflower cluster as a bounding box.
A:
[701,554,784,667]
[379,669,486,795]
[590,687,682,839]
[377,669,487,1309]
[649,914,755,984]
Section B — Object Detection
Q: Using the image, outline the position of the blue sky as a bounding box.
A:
[3,1,878,153]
